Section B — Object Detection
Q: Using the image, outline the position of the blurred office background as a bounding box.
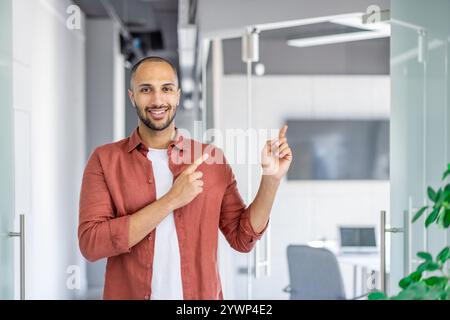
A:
[1,0,449,300]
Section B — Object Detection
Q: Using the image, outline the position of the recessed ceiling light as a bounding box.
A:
[287,30,389,48]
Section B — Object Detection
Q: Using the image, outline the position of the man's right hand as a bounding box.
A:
[165,153,209,210]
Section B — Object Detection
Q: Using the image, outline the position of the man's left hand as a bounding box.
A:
[261,125,293,180]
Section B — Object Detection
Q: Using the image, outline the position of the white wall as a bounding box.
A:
[85,18,125,298]
[13,0,87,299]
[218,75,390,299]
[86,19,125,153]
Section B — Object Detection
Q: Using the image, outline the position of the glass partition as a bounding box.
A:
[0,0,14,300]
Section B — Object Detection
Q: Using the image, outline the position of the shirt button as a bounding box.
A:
[148,178,153,184]
[148,235,152,240]
[144,295,150,300]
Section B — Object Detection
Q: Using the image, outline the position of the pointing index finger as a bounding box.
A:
[279,125,288,139]
[185,153,209,174]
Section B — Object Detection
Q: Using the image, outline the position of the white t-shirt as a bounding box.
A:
[147,148,183,300]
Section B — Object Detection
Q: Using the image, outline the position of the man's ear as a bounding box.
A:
[128,89,136,107]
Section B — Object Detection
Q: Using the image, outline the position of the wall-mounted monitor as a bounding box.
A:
[286,119,389,180]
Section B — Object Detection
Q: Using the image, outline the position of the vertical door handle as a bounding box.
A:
[380,210,404,294]
[8,214,25,300]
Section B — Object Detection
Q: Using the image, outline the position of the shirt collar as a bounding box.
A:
[127,126,184,153]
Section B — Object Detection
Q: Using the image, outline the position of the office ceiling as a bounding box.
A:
[73,0,179,61]
[73,0,389,75]
[223,21,390,75]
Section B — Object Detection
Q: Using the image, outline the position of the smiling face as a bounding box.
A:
[128,60,181,131]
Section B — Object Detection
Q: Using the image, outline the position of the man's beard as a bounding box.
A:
[134,102,177,131]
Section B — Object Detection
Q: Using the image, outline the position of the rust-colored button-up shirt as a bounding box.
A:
[78,128,267,300]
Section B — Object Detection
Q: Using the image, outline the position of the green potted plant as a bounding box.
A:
[369,164,450,300]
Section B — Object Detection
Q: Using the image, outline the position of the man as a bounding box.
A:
[78,56,292,300]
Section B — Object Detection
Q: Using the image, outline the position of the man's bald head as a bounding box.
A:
[129,56,179,90]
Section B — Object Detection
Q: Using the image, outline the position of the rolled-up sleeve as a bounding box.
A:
[219,158,269,253]
[78,149,131,262]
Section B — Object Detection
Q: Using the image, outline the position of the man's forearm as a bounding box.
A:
[249,175,280,233]
[128,194,177,248]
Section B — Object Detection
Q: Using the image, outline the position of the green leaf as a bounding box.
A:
[368,291,387,300]
[424,276,448,287]
[418,261,441,272]
[437,206,446,228]
[412,206,428,223]
[425,208,439,227]
[435,189,445,207]
[444,171,450,180]
[410,271,422,282]
[443,190,450,203]
[436,247,450,263]
[444,184,450,195]
[444,209,450,228]
[444,201,450,209]
[444,168,450,180]
[428,187,437,202]
[417,262,429,273]
[399,276,412,289]
[426,262,440,271]
[417,251,433,261]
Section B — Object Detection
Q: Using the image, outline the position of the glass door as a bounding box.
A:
[0,0,14,300]
[389,0,450,295]
[204,10,391,299]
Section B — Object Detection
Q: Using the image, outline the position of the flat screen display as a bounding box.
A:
[286,119,389,180]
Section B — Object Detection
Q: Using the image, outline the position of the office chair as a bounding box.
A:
[284,245,366,300]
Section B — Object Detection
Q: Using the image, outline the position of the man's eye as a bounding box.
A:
[163,87,173,92]
[141,88,150,93]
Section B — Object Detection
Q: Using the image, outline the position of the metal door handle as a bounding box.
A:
[8,214,25,300]
[380,210,404,294]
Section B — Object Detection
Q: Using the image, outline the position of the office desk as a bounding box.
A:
[337,253,388,297]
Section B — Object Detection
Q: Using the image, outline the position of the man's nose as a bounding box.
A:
[151,90,164,106]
